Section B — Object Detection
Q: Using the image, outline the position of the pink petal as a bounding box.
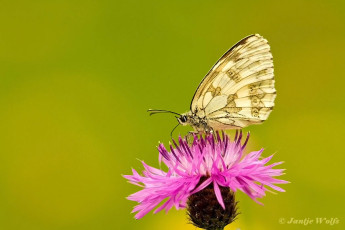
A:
[192,177,212,194]
[213,182,225,209]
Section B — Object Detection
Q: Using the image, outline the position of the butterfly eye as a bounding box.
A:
[180,115,187,123]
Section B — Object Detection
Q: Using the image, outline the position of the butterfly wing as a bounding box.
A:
[190,34,275,129]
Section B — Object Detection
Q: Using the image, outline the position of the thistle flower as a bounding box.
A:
[124,131,288,229]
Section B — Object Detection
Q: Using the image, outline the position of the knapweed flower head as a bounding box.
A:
[124,131,288,224]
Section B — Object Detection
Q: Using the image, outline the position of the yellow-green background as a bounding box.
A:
[0,0,344,229]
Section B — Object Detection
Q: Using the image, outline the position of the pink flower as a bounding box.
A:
[124,131,288,219]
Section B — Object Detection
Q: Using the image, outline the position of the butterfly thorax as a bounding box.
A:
[178,111,213,133]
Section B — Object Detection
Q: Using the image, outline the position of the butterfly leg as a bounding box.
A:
[206,127,217,142]
[185,131,198,144]
[204,125,214,135]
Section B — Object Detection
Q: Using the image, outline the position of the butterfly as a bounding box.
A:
[149,34,276,135]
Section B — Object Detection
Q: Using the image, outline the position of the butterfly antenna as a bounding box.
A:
[147,109,181,116]
[170,122,180,139]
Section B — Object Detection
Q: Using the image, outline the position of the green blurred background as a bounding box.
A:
[0,0,344,229]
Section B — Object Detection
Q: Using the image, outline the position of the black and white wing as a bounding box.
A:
[191,34,276,129]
